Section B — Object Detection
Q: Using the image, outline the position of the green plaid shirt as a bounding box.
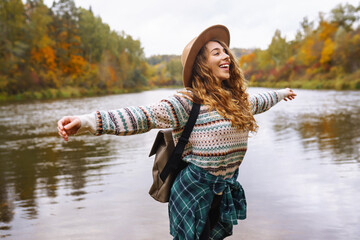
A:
[169,163,246,240]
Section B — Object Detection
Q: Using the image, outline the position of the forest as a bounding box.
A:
[240,3,360,90]
[0,1,359,101]
[1,0,151,101]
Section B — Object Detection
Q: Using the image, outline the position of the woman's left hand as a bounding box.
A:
[283,88,297,101]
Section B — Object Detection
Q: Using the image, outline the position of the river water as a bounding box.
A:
[0,88,359,240]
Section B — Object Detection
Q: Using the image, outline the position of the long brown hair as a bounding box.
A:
[181,40,258,132]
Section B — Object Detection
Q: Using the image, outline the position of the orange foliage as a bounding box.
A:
[58,31,70,50]
[69,55,86,75]
[73,36,81,46]
[31,46,57,71]
[109,66,116,82]
[239,53,256,68]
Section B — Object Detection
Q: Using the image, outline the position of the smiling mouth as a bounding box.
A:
[219,64,229,69]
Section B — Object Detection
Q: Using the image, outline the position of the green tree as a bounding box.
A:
[268,29,290,67]
[165,57,182,85]
[0,0,28,93]
[330,3,358,31]
[78,7,108,63]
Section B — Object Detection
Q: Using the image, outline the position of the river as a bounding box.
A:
[0,88,359,239]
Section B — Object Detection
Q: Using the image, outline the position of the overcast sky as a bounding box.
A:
[44,0,359,57]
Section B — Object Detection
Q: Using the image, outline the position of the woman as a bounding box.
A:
[58,25,296,240]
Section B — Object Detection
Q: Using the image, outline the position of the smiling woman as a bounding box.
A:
[206,41,231,81]
[57,25,296,240]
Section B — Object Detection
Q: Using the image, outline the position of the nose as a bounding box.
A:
[222,52,230,61]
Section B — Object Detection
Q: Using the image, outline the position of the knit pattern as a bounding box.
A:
[95,90,281,178]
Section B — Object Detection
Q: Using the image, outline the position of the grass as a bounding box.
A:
[0,86,149,103]
[250,78,360,91]
[250,70,360,90]
[1,75,359,103]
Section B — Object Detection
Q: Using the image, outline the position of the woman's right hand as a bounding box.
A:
[57,116,81,141]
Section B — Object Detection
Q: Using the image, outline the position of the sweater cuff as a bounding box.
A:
[277,89,288,100]
[76,113,97,135]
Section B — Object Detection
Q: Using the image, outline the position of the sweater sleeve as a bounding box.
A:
[76,93,193,136]
[249,90,287,115]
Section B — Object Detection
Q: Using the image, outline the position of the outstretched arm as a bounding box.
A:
[57,93,193,141]
[250,88,297,115]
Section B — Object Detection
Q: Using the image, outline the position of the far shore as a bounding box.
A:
[1,79,359,103]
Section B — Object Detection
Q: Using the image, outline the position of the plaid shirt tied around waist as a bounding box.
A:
[169,163,247,240]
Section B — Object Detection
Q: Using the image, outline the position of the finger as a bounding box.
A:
[58,117,72,130]
[58,119,65,130]
[58,124,67,135]
[57,127,63,136]
[64,118,79,130]
[58,129,67,140]
[59,132,67,141]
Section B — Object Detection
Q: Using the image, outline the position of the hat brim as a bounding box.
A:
[182,25,230,88]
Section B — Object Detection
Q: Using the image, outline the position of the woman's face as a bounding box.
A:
[205,41,230,81]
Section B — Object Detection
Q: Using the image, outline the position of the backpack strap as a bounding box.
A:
[159,103,201,182]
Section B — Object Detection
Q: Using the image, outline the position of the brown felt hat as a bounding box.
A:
[181,25,230,87]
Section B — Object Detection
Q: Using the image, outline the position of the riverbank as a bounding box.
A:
[0,86,151,103]
[250,78,360,90]
[250,71,360,90]
[1,77,359,103]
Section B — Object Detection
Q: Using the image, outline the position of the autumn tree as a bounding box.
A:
[50,0,85,79]
[26,0,58,88]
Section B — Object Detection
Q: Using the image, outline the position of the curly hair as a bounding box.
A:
[181,40,258,132]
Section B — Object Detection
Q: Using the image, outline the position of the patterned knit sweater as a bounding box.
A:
[77,89,287,179]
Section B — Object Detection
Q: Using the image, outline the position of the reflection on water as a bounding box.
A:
[274,111,360,163]
[298,112,359,163]
[0,132,113,222]
[0,88,360,239]
[273,89,360,164]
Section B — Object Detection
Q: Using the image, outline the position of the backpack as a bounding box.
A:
[148,103,200,202]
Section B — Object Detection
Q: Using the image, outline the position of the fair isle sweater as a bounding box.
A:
[77,89,288,179]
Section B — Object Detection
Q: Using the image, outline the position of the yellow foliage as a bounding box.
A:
[319,22,338,41]
[320,39,335,65]
[298,38,317,66]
